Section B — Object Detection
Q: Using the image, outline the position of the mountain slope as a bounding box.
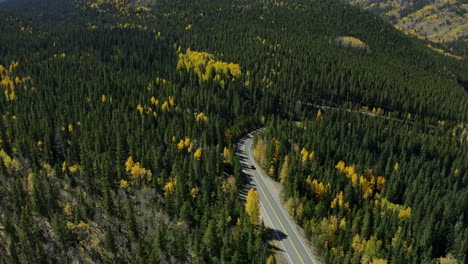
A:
[344,0,468,42]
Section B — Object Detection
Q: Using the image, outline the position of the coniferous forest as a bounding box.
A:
[0,0,466,263]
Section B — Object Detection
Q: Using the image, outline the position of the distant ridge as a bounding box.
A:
[344,0,468,43]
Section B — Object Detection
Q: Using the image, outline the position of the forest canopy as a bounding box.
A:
[0,0,466,263]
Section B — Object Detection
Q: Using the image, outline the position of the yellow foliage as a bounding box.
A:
[76,221,90,231]
[330,191,350,213]
[308,151,315,161]
[306,177,328,201]
[378,198,412,221]
[253,138,267,168]
[0,149,20,171]
[184,137,191,147]
[279,155,290,184]
[163,177,176,195]
[245,188,260,224]
[125,157,134,172]
[9,61,19,71]
[300,147,309,163]
[136,104,144,115]
[194,147,202,160]
[370,259,388,264]
[120,179,130,189]
[336,36,368,49]
[177,139,185,150]
[161,101,170,111]
[394,162,400,171]
[101,94,107,102]
[437,254,459,264]
[68,123,73,132]
[168,96,175,106]
[37,140,43,151]
[129,162,152,182]
[223,147,231,164]
[335,161,346,173]
[69,164,81,173]
[398,207,412,220]
[64,203,73,219]
[124,157,152,184]
[352,234,366,254]
[135,6,151,12]
[316,109,323,120]
[195,112,208,122]
[176,49,241,85]
[266,255,276,264]
[191,187,199,198]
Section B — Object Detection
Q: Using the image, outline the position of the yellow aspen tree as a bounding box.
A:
[194,147,202,160]
[184,137,191,147]
[335,161,346,173]
[253,138,267,167]
[191,187,199,198]
[370,259,388,264]
[398,207,412,220]
[61,161,68,172]
[64,203,73,219]
[279,155,290,184]
[161,101,169,111]
[177,140,185,150]
[37,140,43,151]
[316,109,323,120]
[125,157,134,172]
[308,151,315,161]
[245,188,260,224]
[266,255,276,264]
[163,177,176,195]
[223,147,231,164]
[136,104,144,115]
[119,179,130,189]
[300,148,309,163]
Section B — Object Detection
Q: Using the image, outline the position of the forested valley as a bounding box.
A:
[0,0,466,263]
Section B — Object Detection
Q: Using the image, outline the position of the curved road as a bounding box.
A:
[236,129,322,264]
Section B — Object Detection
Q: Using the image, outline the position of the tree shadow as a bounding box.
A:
[266,227,288,242]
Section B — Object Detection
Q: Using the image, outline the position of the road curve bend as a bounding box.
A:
[236,129,322,264]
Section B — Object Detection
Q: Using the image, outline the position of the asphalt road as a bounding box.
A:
[236,129,321,264]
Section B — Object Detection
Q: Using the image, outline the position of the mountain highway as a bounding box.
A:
[236,129,322,264]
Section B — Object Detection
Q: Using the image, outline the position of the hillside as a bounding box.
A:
[344,0,468,43]
[0,0,466,263]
